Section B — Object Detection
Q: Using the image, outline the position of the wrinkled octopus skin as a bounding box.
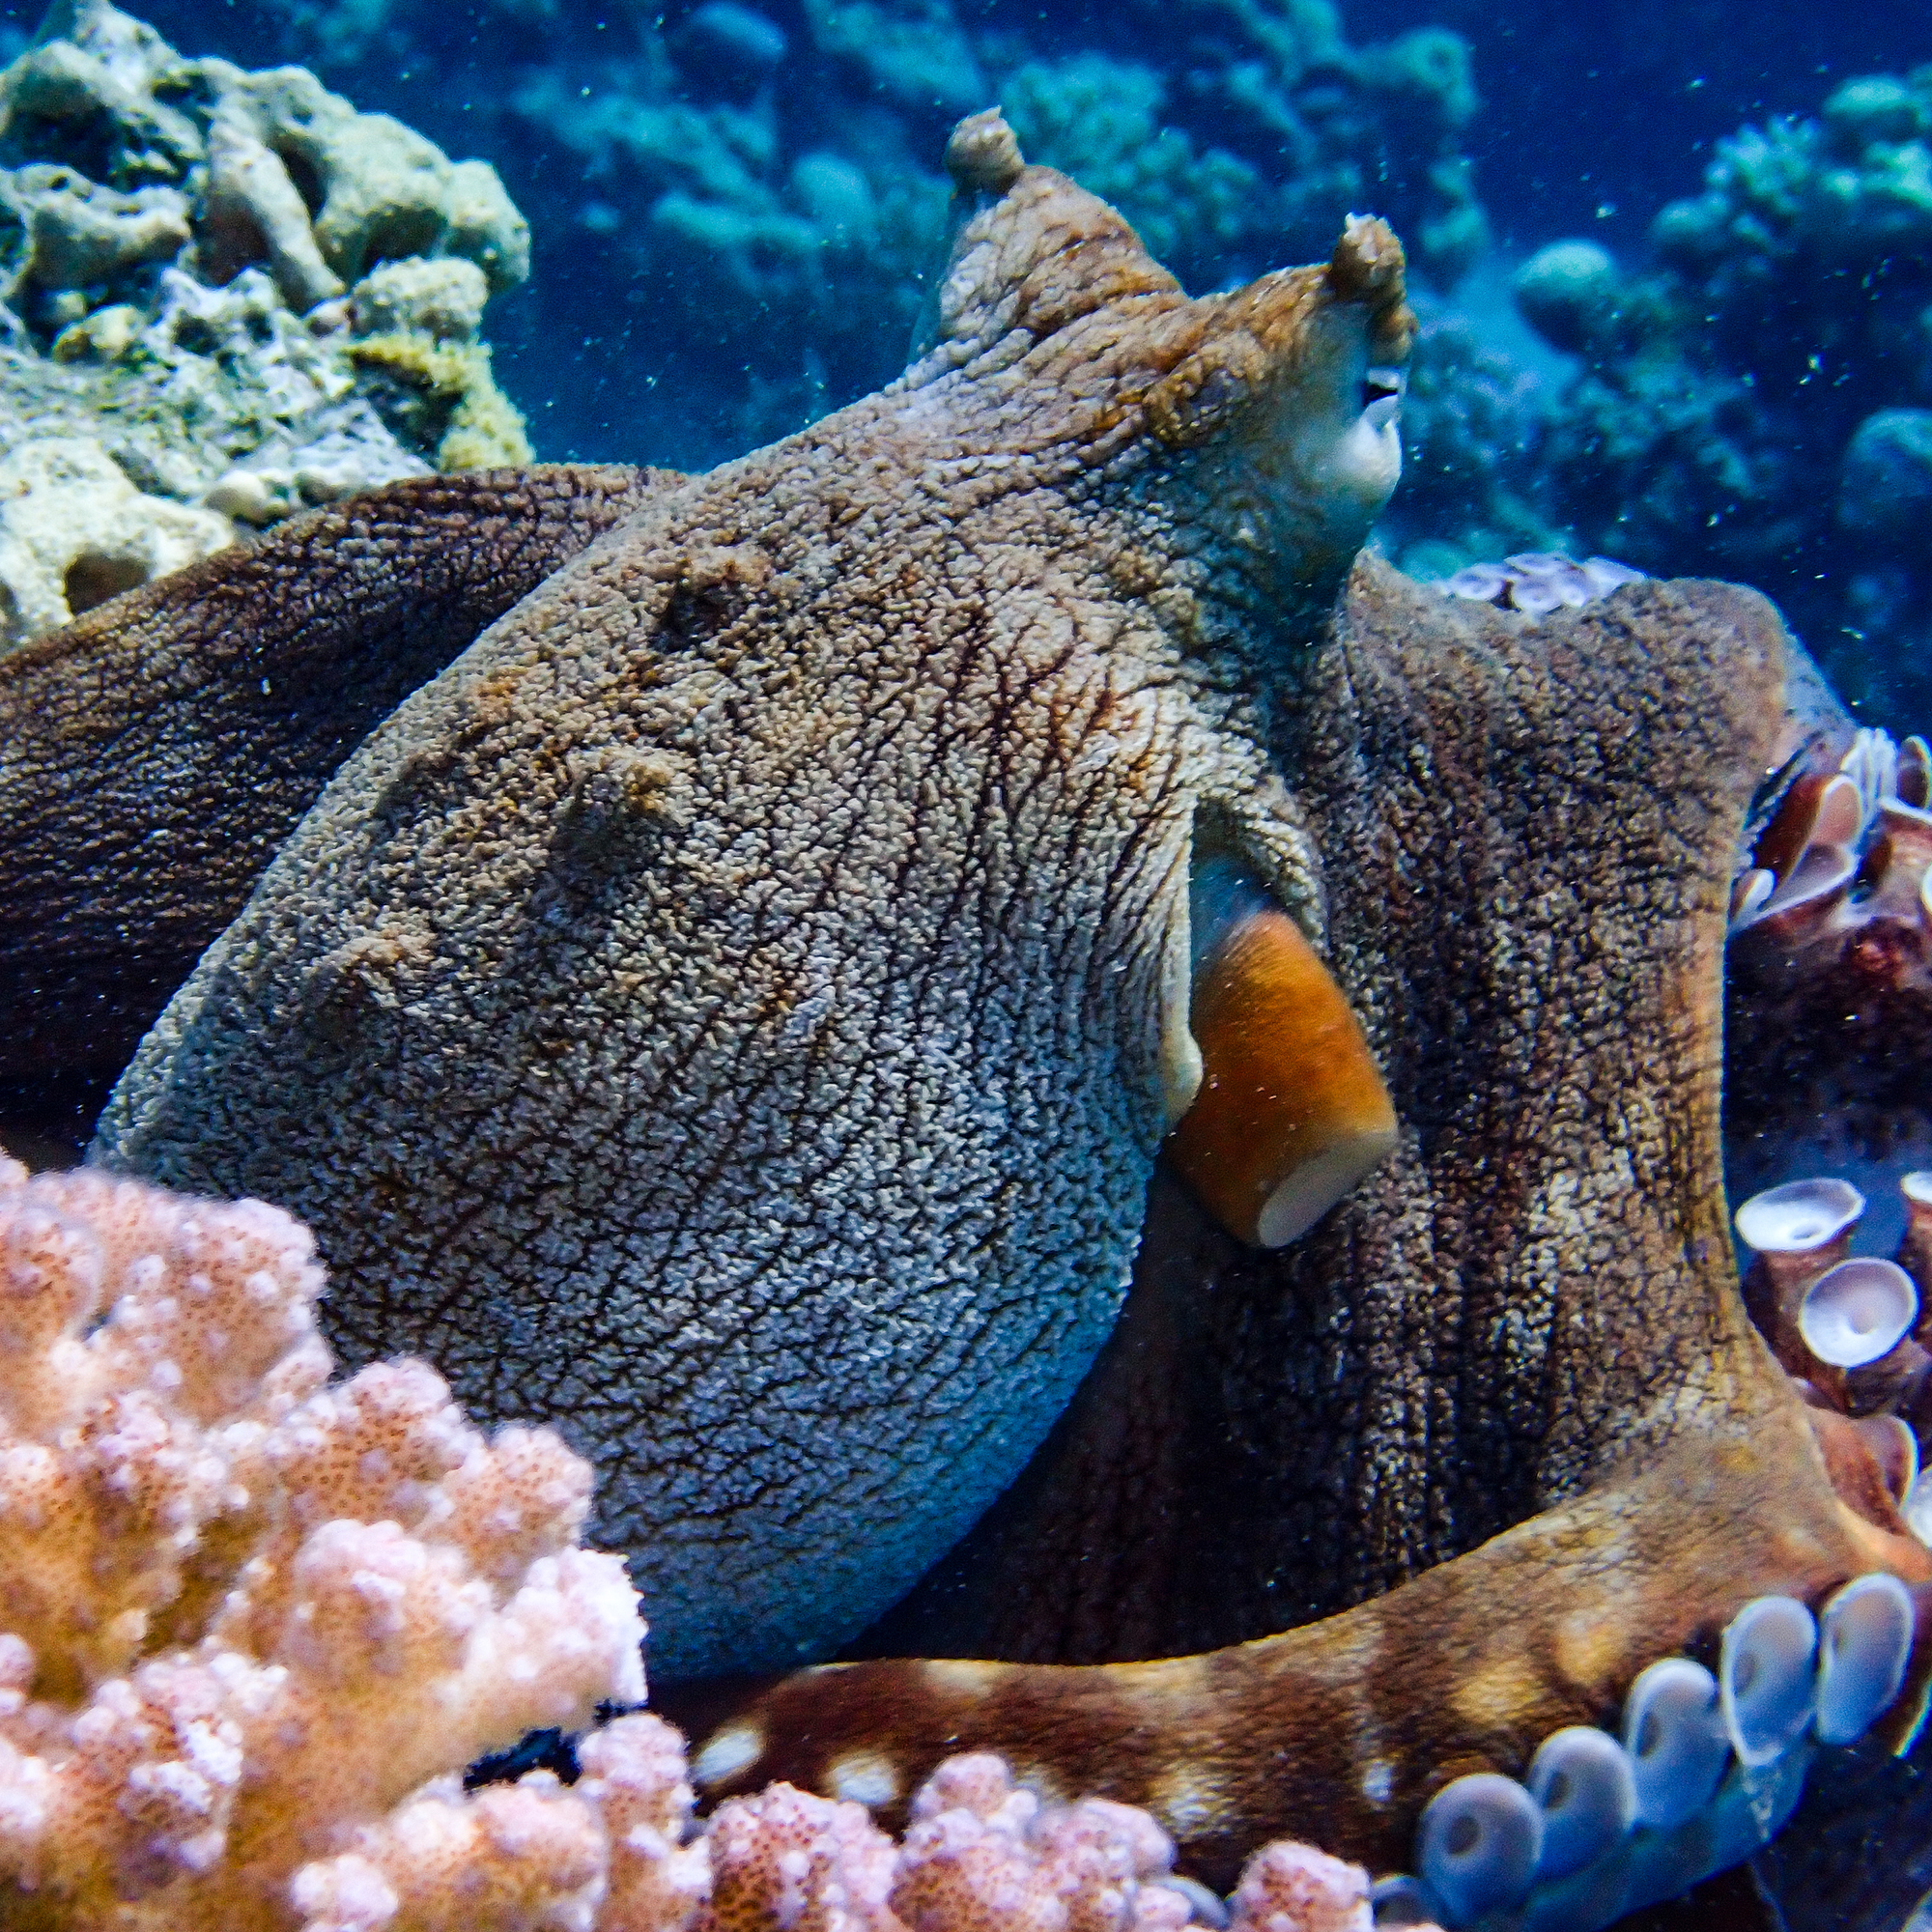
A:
[1,110,1930,1931]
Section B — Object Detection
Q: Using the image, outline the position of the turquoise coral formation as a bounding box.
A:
[1365,64,1932,727]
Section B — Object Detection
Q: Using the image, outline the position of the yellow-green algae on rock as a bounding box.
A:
[0,0,532,649]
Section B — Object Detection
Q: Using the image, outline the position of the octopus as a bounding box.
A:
[4,109,1932,1931]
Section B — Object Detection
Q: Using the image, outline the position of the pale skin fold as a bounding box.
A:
[3,108,1930,1927]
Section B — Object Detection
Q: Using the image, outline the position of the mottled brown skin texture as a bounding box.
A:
[694,561,1932,1908]
[867,561,1816,1662]
[88,129,1417,1682]
[0,465,662,1145]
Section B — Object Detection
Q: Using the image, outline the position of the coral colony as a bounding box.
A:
[4,5,1932,1932]
[0,0,526,645]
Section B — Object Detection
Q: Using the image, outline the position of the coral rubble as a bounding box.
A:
[0,0,532,649]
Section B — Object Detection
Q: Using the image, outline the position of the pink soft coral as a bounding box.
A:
[0,1160,644,1929]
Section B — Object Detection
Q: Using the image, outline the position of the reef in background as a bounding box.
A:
[127,0,1488,468]
[67,0,1931,730]
[0,0,531,650]
[1387,66,1932,725]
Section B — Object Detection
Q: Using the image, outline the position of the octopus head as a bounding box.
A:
[1139,213,1415,597]
[910,110,1414,613]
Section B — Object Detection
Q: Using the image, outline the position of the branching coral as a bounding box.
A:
[0,1157,644,1928]
[695,1752,1374,1932]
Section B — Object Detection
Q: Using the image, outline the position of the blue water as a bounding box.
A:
[49,2,1921,433]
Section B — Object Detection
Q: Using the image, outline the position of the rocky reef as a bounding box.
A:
[0,0,531,649]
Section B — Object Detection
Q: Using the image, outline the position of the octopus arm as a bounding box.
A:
[680,1403,1930,1892]
[0,463,667,1122]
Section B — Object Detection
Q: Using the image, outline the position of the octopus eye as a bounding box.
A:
[1360,364,1406,427]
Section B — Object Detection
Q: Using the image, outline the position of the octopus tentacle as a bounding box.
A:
[1401,1571,1918,1927]
[682,1400,1931,1905]
[1725,721,1932,1223]
[1735,1172,1932,1538]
